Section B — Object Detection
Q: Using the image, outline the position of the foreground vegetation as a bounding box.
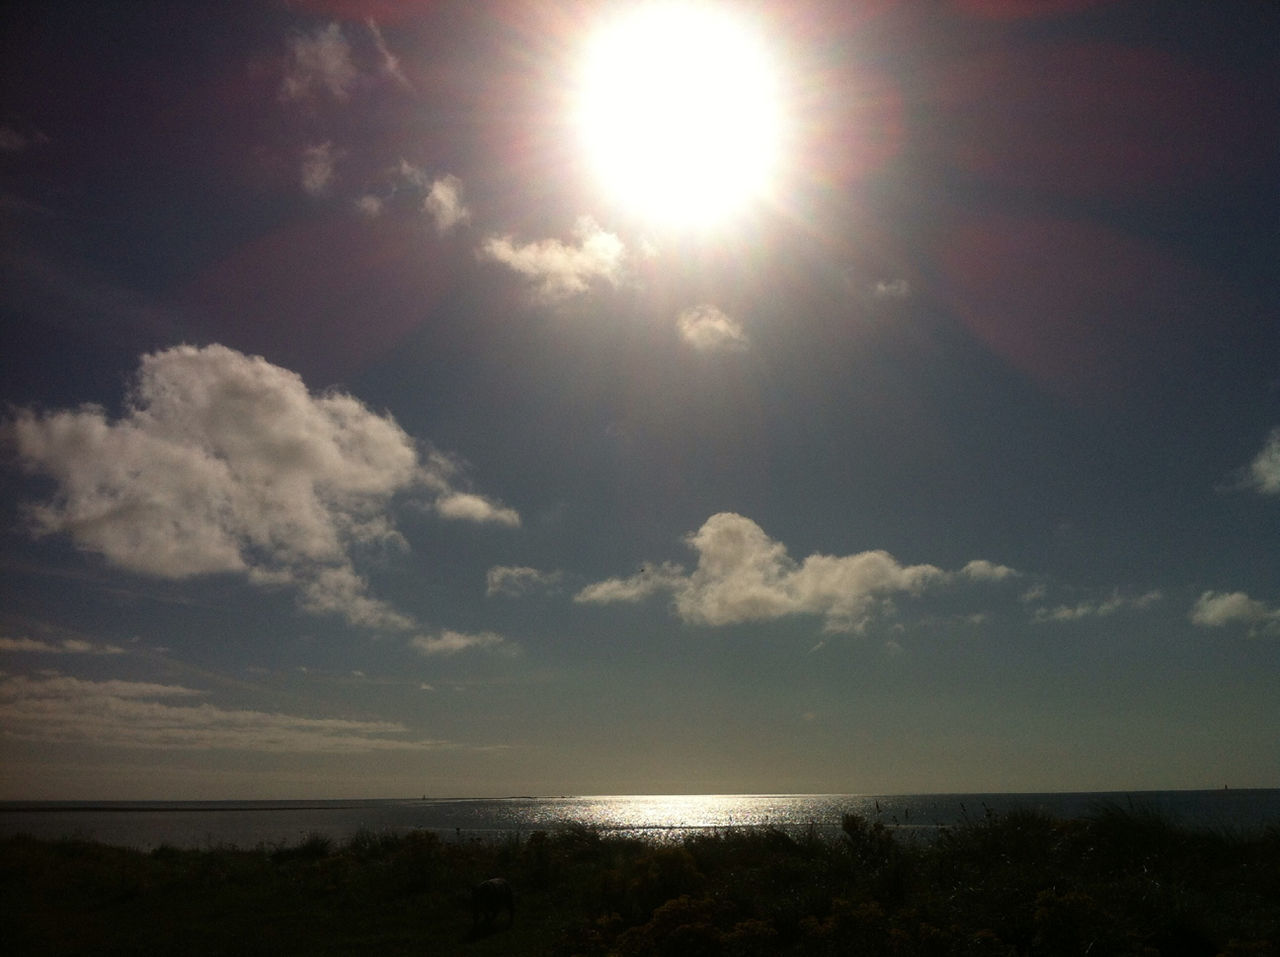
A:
[2,805,1277,955]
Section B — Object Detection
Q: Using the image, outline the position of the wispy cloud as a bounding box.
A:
[366,20,414,93]
[480,216,626,298]
[676,304,750,352]
[871,279,911,300]
[486,565,563,598]
[0,126,47,153]
[1190,590,1280,637]
[423,174,471,233]
[0,636,124,655]
[0,675,437,752]
[301,141,339,196]
[363,163,471,231]
[410,630,506,656]
[1031,589,1163,622]
[575,512,1013,634]
[280,23,358,103]
[3,345,517,631]
[1244,428,1280,495]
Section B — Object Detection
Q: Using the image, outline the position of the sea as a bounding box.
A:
[1,790,1277,851]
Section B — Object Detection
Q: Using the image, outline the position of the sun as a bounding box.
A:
[575,3,785,229]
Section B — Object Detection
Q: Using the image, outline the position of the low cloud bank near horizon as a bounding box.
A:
[2,344,518,631]
[575,512,1020,633]
[0,674,438,753]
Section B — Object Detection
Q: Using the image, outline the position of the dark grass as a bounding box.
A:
[2,806,1277,955]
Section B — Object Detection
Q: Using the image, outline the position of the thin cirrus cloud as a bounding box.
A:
[1190,591,1280,637]
[676,304,750,352]
[575,512,1018,634]
[479,215,627,298]
[0,675,437,752]
[2,344,518,632]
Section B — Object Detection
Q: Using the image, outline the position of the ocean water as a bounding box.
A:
[1,790,1277,851]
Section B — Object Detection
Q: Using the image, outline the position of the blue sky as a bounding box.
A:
[1,0,1277,799]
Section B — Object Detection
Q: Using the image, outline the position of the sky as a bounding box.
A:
[1,0,1277,800]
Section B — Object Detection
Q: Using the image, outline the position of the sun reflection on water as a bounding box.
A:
[507,794,877,839]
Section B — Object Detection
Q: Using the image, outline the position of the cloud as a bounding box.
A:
[434,492,520,527]
[423,174,471,233]
[369,163,470,231]
[355,194,384,217]
[3,345,517,631]
[0,636,124,655]
[0,126,46,153]
[1245,428,1280,495]
[676,305,750,352]
[301,142,339,196]
[410,630,506,656]
[1032,590,1163,622]
[486,565,563,597]
[296,565,416,632]
[480,216,626,298]
[575,513,1006,633]
[0,674,436,752]
[575,562,686,605]
[871,279,911,299]
[280,23,358,103]
[960,559,1020,582]
[366,20,414,93]
[1190,591,1280,636]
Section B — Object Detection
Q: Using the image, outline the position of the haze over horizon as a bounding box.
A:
[1,0,1277,801]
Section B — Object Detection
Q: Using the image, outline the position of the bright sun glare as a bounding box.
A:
[576,3,784,228]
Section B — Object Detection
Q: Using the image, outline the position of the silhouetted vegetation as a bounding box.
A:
[2,805,1277,955]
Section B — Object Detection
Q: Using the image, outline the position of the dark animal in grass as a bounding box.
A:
[471,877,514,931]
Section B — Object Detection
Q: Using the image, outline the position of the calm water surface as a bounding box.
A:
[2,790,1277,850]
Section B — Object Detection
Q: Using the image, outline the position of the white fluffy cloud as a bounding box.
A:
[410,630,506,656]
[575,512,1010,633]
[0,675,435,752]
[280,23,358,103]
[1245,429,1280,494]
[960,560,1020,582]
[677,304,749,352]
[1190,591,1280,636]
[435,492,520,527]
[3,345,518,631]
[480,216,626,298]
[486,566,563,597]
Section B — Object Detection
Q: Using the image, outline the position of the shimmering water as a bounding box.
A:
[2,790,1276,850]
